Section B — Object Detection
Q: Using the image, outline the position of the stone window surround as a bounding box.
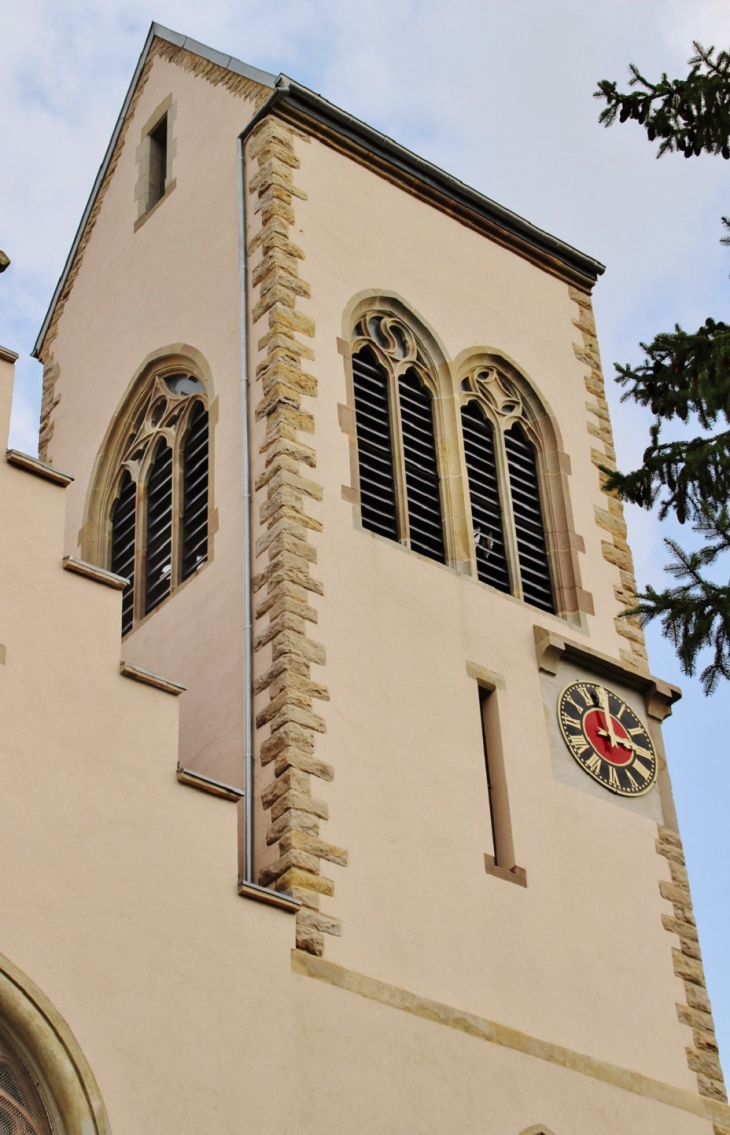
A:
[0,950,111,1135]
[79,347,218,635]
[134,94,178,231]
[339,293,593,626]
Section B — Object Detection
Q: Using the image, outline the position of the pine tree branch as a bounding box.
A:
[626,513,730,694]
[595,42,730,158]
[600,319,730,521]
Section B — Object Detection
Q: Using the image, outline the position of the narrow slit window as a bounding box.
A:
[182,402,209,580]
[461,402,510,593]
[399,370,445,563]
[504,424,554,613]
[352,346,399,541]
[479,686,526,887]
[110,471,137,636]
[145,442,173,615]
[148,115,168,208]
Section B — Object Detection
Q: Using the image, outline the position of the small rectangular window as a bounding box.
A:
[479,687,526,887]
[147,115,168,208]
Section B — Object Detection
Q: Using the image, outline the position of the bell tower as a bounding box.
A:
[10,22,726,1134]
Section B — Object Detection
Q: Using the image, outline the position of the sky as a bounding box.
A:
[1,0,729,1068]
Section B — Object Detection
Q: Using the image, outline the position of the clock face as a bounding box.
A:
[557,681,658,797]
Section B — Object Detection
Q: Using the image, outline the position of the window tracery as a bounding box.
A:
[351,312,446,563]
[107,367,210,634]
[460,362,554,613]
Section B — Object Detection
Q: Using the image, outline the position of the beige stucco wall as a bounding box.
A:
[0,348,715,1135]
[42,54,256,787]
[25,39,723,1134]
[246,128,696,1087]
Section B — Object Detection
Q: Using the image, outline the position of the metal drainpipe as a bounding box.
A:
[236,87,285,884]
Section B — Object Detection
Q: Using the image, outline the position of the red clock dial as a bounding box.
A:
[557,681,658,796]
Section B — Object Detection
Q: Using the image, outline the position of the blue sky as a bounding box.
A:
[2,0,729,1064]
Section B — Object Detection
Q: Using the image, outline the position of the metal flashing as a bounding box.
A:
[272,77,605,287]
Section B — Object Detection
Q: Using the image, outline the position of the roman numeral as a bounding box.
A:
[561,710,580,729]
[573,740,591,756]
[585,753,601,775]
[632,758,651,780]
[625,769,640,789]
[608,766,620,790]
[628,726,644,738]
[566,695,583,713]
[616,704,627,721]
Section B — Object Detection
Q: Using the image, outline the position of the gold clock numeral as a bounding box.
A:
[628,726,645,738]
[566,694,583,713]
[573,741,591,756]
[616,704,627,721]
[585,753,602,775]
[632,758,651,779]
[625,769,640,789]
[608,766,620,790]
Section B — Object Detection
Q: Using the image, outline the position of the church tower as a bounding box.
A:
[1,22,726,1135]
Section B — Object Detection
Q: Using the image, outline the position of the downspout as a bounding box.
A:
[236,85,287,888]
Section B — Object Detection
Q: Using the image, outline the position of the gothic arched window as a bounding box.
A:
[107,369,210,634]
[0,1031,53,1135]
[460,363,554,613]
[352,313,446,564]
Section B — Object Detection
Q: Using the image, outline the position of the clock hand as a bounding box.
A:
[596,730,653,761]
[597,687,618,749]
[596,727,632,750]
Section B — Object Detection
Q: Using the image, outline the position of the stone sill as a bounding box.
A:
[238,881,300,913]
[63,556,128,590]
[177,765,242,802]
[119,660,186,696]
[484,854,527,888]
[6,449,73,486]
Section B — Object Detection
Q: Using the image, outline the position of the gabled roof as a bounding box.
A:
[34,23,604,357]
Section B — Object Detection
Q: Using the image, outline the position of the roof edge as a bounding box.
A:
[33,24,276,359]
[271,77,605,289]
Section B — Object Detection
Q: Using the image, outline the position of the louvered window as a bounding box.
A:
[461,363,554,613]
[399,372,445,563]
[352,314,445,563]
[145,442,173,614]
[110,471,137,636]
[102,367,210,635]
[505,425,554,613]
[0,1033,53,1135]
[353,348,398,540]
[461,403,510,592]
[182,403,209,579]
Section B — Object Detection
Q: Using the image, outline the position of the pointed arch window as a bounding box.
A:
[461,364,554,614]
[0,1031,53,1135]
[352,313,445,564]
[107,369,210,634]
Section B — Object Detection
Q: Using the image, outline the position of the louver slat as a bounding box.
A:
[182,402,209,581]
[145,443,173,615]
[461,403,510,593]
[110,471,136,635]
[399,371,445,563]
[353,349,399,541]
[504,424,554,613]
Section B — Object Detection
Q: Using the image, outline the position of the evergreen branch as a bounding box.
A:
[626,512,730,694]
[595,42,730,158]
